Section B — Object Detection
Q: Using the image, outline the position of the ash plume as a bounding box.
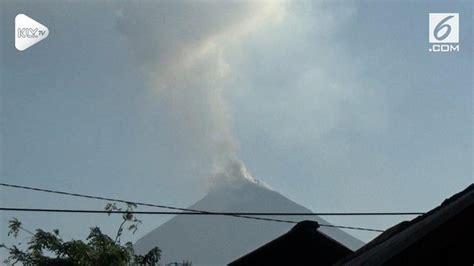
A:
[115,2,285,187]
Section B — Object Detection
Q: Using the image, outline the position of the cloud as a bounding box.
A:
[114,1,386,187]
[115,1,286,187]
[226,1,386,150]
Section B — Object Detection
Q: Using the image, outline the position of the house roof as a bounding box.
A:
[228,220,353,266]
[338,183,474,265]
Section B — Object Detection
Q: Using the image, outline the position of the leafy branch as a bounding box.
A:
[2,203,160,265]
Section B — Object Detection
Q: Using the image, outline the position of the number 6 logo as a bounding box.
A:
[429,13,459,44]
[434,15,454,41]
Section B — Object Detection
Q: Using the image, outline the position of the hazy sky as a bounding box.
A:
[0,0,472,254]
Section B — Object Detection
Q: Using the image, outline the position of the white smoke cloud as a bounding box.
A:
[210,158,272,190]
[114,1,383,189]
[115,1,285,187]
[226,1,386,153]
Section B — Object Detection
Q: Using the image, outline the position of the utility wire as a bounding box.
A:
[313,223,383,233]
[0,183,423,216]
[0,207,415,217]
[0,183,405,232]
[0,207,297,224]
[0,207,385,232]
[0,182,297,224]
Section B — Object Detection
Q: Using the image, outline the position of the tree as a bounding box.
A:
[1,203,161,265]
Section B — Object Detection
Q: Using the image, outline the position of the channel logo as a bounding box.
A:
[15,14,49,51]
[428,13,459,53]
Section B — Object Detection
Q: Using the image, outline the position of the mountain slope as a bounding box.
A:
[134,179,364,265]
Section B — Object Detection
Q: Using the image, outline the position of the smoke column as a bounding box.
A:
[115,2,285,188]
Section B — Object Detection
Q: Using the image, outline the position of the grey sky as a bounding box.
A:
[0,0,472,254]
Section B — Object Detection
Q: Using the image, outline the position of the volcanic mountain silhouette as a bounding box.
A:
[134,178,364,265]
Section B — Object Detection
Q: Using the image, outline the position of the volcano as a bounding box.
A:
[134,176,364,265]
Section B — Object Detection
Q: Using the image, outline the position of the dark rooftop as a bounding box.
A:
[229,220,353,266]
[338,183,474,265]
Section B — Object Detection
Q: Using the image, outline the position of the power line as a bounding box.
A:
[0,208,421,217]
[0,183,399,232]
[0,207,297,224]
[0,183,423,216]
[0,207,416,217]
[0,182,196,212]
[0,182,297,224]
[0,207,385,232]
[314,224,383,233]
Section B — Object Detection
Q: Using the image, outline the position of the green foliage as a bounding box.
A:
[7,218,22,238]
[1,203,161,266]
[105,202,142,244]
